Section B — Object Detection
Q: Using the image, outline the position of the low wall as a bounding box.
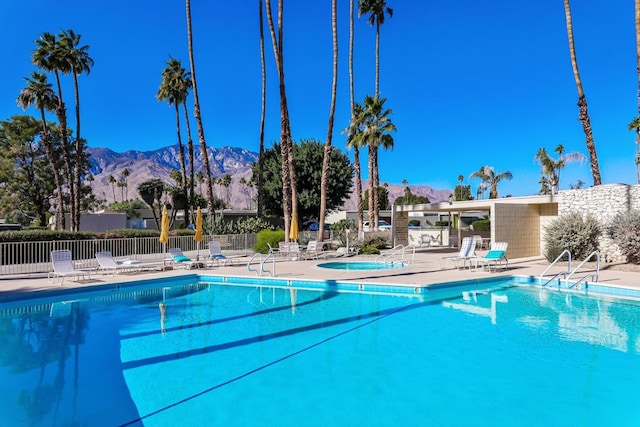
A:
[558,184,640,262]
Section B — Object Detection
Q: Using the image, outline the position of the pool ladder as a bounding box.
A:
[539,250,599,289]
[247,250,275,276]
[375,244,414,265]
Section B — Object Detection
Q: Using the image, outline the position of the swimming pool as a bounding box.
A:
[2,275,640,426]
[317,261,406,270]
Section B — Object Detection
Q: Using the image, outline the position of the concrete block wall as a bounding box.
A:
[558,184,640,262]
[493,204,541,259]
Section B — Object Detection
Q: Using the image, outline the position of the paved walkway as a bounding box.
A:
[2,247,640,299]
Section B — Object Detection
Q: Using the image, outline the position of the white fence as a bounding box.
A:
[0,234,257,276]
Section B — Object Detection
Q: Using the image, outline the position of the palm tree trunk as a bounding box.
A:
[368,149,375,228]
[564,0,602,186]
[186,0,216,221]
[375,20,380,97]
[350,0,364,236]
[257,0,267,217]
[636,0,640,183]
[182,102,195,223]
[373,148,380,227]
[39,108,65,230]
[72,70,82,231]
[173,102,189,224]
[319,0,338,242]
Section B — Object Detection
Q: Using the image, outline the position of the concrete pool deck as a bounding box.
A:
[1,246,640,298]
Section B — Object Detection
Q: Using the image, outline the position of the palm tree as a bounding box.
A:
[122,168,130,200]
[358,0,393,97]
[157,57,191,222]
[318,0,338,242]
[534,144,586,194]
[221,174,232,207]
[195,170,204,194]
[32,31,77,230]
[563,0,601,186]
[469,166,512,199]
[476,182,488,200]
[256,0,267,217]
[349,0,364,236]
[265,0,297,241]
[351,95,396,229]
[59,29,93,229]
[186,0,216,222]
[108,175,117,202]
[17,72,66,230]
[628,117,640,184]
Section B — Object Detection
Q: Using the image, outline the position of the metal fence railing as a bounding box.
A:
[0,234,257,276]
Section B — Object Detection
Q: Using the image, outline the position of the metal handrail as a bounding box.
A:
[539,249,572,287]
[566,250,600,288]
[247,252,261,275]
[376,244,406,264]
[260,251,275,277]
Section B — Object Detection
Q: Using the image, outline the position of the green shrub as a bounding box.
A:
[360,245,380,255]
[471,219,490,231]
[544,212,600,260]
[362,235,388,249]
[543,244,565,263]
[330,219,357,246]
[608,210,640,264]
[254,229,285,254]
[235,217,275,234]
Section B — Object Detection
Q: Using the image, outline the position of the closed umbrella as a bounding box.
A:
[289,213,299,241]
[159,206,169,255]
[194,208,203,260]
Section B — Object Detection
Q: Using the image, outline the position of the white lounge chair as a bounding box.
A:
[302,240,325,260]
[95,251,162,276]
[49,250,91,285]
[207,240,242,266]
[474,242,509,271]
[167,248,203,269]
[439,237,476,269]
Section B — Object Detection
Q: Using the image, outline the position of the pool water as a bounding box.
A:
[2,277,640,426]
[317,261,406,270]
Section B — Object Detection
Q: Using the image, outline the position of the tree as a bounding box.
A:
[121,168,130,200]
[350,95,396,230]
[254,139,354,222]
[394,186,429,205]
[221,174,232,207]
[256,0,267,217]
[0,116,56,226]
[453,175,473,201]
[32,31,78,231]
[363,186,390,210]
[563,0,601,186]
[357,0,393,97]
[108,175,117,202]
[265,0,298,241]
[138,179,166,229]
[319,0,339,242]
[186,0,216,222]
[534,144,586,194]
[157,57,191,222]
[59,29,93,230]
[16,72,66,229]
[469,166,513,199]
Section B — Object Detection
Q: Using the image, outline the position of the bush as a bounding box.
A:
[360,245,380,255]
[362,235,388,249]
[254,229,285,254]
[608,210,640,263]
[330,219,357,246]
[544,212,600,260]
[471,219,490,231]
[543,244,565,263]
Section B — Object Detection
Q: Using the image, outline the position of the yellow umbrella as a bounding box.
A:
[194,208,203,260]
[289,213,299,241]
[159,206,169,245]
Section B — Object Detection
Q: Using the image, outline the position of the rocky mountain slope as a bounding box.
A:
[86,144,451,209]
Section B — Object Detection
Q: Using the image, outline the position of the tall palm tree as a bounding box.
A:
[186,0,216,222]
[265,0,297,241]
[108,175,117,202]
[59,29,93,230]
[534,144,585,194]
[631,0,640,184]
[357,0,393,97]
[469,166,512,199]
[257,0,267,217]
[122,168,130,200]
[157,57,191,222]
[351,95,396,229]
[319,0,338,242]
[17,72,66,229]
[563,0,601,186]
[32,32,77,230]
[349,0,364,236]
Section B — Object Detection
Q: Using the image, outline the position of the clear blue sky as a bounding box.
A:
[1,0,637,197]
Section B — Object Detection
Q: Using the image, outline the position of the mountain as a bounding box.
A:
[86,144,451,209]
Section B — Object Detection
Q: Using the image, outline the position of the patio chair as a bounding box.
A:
[49,250,91,285]
[208,240,242,266]
[95,251,162,276]
[167,248,203,269]
[302,240,325,260]
[474,242,509,271]
[439,237,476,269]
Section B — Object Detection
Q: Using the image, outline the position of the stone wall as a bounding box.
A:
[558,184,640,262]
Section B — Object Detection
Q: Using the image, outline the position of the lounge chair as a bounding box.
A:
[207,240,242,266]
[49,250,91,285]
[167,248,203,269]
[302,240,325,260]
[474,242,509,271]
[439,236,475,269]
[95,251,162,276]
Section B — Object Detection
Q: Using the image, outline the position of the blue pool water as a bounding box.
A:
[317,261,406,270]
[2,275,640,426]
